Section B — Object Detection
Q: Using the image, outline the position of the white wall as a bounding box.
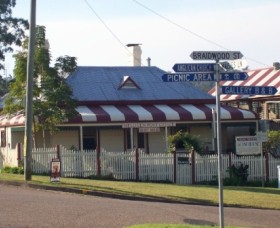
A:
[148,129,166,153]
[50,130,79,149]
[100,129,123,152]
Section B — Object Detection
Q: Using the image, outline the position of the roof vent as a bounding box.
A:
[273,62,280,70]
[147,57,151,67]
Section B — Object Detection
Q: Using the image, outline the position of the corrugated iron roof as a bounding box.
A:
[208,66,280,101]
[66,66,214,102]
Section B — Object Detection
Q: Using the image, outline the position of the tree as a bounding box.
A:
[3,25,78,147]
[0,0,28,75]
[263,130,280,157]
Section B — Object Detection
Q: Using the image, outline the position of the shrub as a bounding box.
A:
[1,166,24,174]
[225,163,249,186]
[167,130,202,154]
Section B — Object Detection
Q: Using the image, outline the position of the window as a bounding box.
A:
[1,130,6,147]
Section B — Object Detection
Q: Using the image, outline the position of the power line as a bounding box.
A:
[84,0,149,67]
[132,0,269,67]
[83,0,130,54]
[133,0,229,51]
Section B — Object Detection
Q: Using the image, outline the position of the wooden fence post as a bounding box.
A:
[191,149,195,184]
[265,152,269,182]
[135,147,139,181]
[96,129,101,176]
[173,151,177,184]
[228,152,232,179]
[16,143,21,167]
[96,145,101,176]
[56,145,60,159]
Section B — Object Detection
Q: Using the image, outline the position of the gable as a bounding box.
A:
[118,76,140,90]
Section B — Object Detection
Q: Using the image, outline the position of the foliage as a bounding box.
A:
[263,130,280,157]
[0,0,28,74]
[1,165,24,174]
[225,163,249,186]
[3,25,78,145]
[167,130,202,153]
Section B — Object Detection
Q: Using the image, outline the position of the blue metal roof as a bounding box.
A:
[66,66,214,102]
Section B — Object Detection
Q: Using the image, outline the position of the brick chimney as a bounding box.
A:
[127,44,142,66]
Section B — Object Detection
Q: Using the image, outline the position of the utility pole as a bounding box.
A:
[215,62,224,228]
[24,0,36,181]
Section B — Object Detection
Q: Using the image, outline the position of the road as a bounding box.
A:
[0,185,279,228]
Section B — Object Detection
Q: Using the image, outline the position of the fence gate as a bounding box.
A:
[176,152,192,184]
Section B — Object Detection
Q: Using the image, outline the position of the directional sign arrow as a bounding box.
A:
[221,72,248,81]
[173,63,215,73]
[190,51,243,61]
[221,86,277,95]
[162,73,215,82]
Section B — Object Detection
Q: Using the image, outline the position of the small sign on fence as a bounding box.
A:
[178,156,189,164]
[235,136,260,155]
[50,158,61,182]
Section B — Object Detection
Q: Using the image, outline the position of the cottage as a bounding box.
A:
[0,46,258,167]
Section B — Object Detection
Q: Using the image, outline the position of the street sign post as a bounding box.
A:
[220,72,248,81]
[190,51,243,61]
[171,50,249,228]
[173,63,215,72]
[162,73,215,82]
[221,86,277,95]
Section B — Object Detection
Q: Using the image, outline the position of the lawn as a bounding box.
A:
[0,173,279,210]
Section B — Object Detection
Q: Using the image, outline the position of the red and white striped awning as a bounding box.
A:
[0,113,25,127]
[70,104,257,123]
[0,104,257,127]
[209,67,280,101]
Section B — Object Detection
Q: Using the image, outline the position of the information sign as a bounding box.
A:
[235,136,260,155]
[221,86,277,95]
[220,72,248,81]
[190,51,243,60]
[162,73,215,82]
[172,63,215,72]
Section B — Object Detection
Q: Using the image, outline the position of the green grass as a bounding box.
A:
[124,225,242,228]
[0,173,279,210]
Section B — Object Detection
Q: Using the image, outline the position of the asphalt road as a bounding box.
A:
[0,184,279,228]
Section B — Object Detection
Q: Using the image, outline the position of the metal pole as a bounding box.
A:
[24,0,36,181]
[215,62,224,228]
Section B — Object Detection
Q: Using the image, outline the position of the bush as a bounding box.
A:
[225,163,249,186]
[167,130,202,154]
[1,166,24,174]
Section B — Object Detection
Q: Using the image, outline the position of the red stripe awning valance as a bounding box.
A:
[70,104,257,123]
[0,104,258,127]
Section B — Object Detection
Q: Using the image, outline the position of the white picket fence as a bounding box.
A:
[28,146,280,185]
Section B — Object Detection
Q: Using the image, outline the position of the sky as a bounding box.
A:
[3,0,280,77]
